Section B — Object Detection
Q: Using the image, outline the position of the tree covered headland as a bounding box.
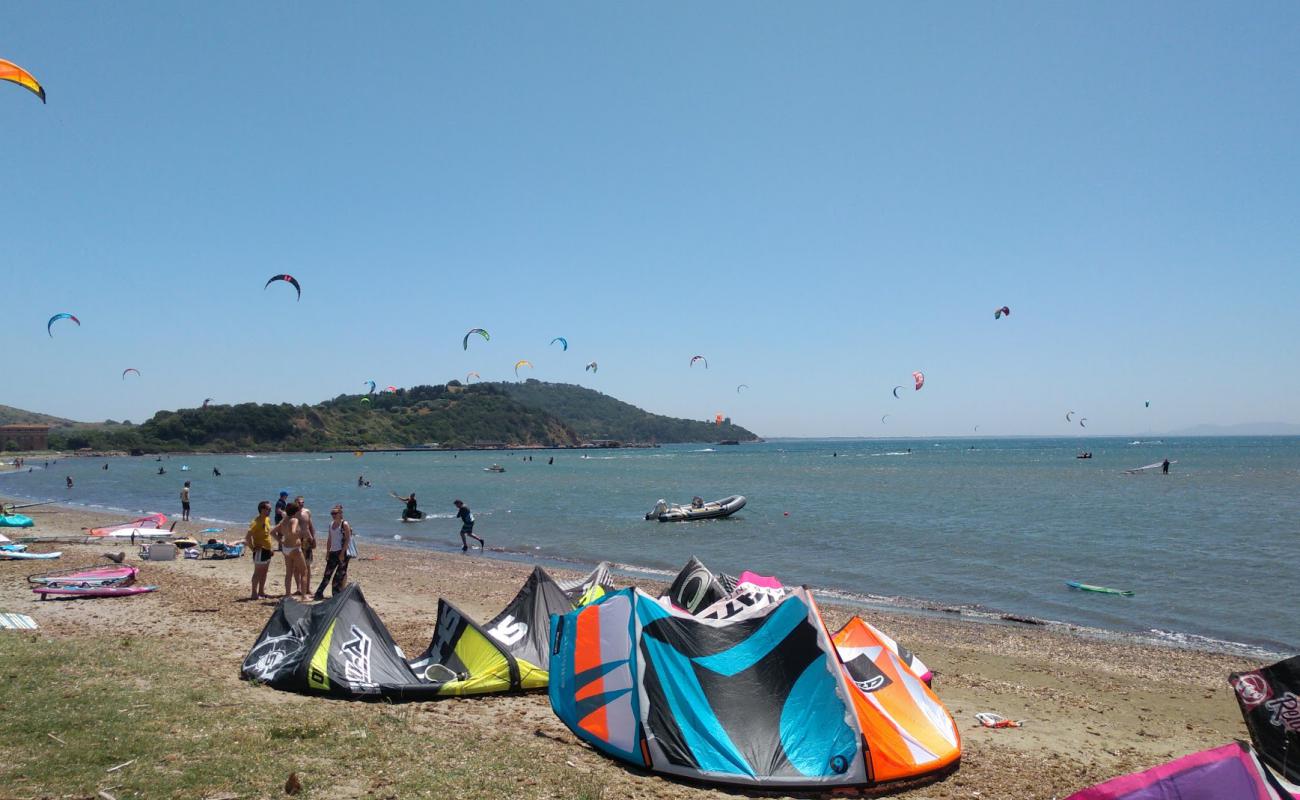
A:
[44,381,758,452]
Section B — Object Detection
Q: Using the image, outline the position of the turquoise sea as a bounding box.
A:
[4,437,1296,656]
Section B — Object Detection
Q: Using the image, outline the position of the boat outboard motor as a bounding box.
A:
[646,499,669,520]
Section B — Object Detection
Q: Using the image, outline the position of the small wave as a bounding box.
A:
[871,451,912,457]
[692,449,716,453]
[197,516,238,525]
[1147,629,1282,659]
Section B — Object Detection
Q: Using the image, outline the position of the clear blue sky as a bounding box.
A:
[3,2,1298,437]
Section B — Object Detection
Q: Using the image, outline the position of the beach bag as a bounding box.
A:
[345,524,358,558]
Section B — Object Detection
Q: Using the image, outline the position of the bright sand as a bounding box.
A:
[0,497,1265,798]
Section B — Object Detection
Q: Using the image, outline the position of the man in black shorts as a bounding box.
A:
[453,499,484,552]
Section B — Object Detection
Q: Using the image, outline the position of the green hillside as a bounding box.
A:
[495,380,759,443]
[0,405,76,427]
[49,384,578,452]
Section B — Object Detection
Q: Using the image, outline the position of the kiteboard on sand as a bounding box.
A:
[33,584,157,599]
[0,550,62,561]
[1066,581,1134,597]
[1123,460,1176,474]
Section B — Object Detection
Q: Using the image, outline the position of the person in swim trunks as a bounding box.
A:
[245,500,275,599]
[272,502,309,598]
[453,499,483,552]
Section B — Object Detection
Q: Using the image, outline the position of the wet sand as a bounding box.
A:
[0,497,1266,798]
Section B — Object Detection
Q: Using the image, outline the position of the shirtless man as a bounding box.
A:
[295,495,317,592]
[272,502,309,598]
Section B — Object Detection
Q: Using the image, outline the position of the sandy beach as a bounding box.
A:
[0,497,1265,799]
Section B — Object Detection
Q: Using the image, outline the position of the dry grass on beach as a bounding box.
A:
[0,499,1265,799]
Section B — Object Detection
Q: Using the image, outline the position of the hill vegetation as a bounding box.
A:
[36,381,755,453]
[495,380,759,442]
[0,405,75,428]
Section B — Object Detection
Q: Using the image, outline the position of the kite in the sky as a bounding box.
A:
[360,397,371,404]
[912,371,925,391]
[363,380,376,394]
[585,362,597,373]
[47,313,80,338]
[881,413,891,424]
[121,368,140,380]
[1065,411,1075,422]
[1144,401,1150,408]
[994,306,1011,319]
[550,337,568,351]
[463,328,489,350]
[0,59,44,103]
[690,355,708,369]
[715,413,724,425]
[202,398,213,408]
[466,371,480,383]
[514,360,533,378]
[892,385,904,399]
[264,274,301,300]
[385,386,397,393]
[737,384,749,393]
[1079,418,1088,428]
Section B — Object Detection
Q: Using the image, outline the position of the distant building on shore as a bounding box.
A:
[0,424,51,451]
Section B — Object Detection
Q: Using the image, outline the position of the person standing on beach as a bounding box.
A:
[453,499,483,552]
[274,491,289,524]
[295,495,317,590]
[272,501,309,598]
[245,500,275,599]
[180,481,191,521]
[313,504,353,600]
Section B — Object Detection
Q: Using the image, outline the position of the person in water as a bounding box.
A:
[212,467,221,477]
[1162,458,1170,475]
[66,476,73,489]
[453,499,483,552]
[398,492,422,520]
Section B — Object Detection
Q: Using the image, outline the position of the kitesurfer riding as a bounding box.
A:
[395,492,423,520]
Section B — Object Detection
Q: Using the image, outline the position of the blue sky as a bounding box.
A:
[3,2,1298,437]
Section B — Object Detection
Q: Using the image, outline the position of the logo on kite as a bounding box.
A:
[736,384,749,393]
[463,328,489,350]
[514,360,533,378]
[550,337,568,351]
[47,313,80,338]
[465,371,480,383]
[585,362,598,373]
[690,355,708,369]
[994,306,1011,320]
[264,274,301,301]
[912,371,925,391]
[363,380,376,395]
[0,59,45,103]
[121,368,141,380]
[1231,672,1272,709]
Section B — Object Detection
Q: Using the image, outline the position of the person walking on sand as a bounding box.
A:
[295,495,317,590]
[453,499,483,552]
[272,501,309,598]
[313,505,353,599]
[180,481,192,521]
[1162,458,1170,475]
[245,500,275,599]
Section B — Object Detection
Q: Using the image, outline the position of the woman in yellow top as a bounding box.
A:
[244,500,275,600]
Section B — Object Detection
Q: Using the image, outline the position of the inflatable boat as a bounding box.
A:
[646,495,746,522]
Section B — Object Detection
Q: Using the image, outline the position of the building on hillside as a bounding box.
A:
[0,424,50,451]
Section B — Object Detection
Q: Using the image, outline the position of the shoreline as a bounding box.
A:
[0,498,1272,798]
[2,485,1286,661]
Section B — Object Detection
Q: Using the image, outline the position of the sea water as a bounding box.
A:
[4,437,1296,656]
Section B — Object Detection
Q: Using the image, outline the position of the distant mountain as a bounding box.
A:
[493,380,759,443]
[1164,422,1300,436]
[38,380,756,453]
[0,405,76,427]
